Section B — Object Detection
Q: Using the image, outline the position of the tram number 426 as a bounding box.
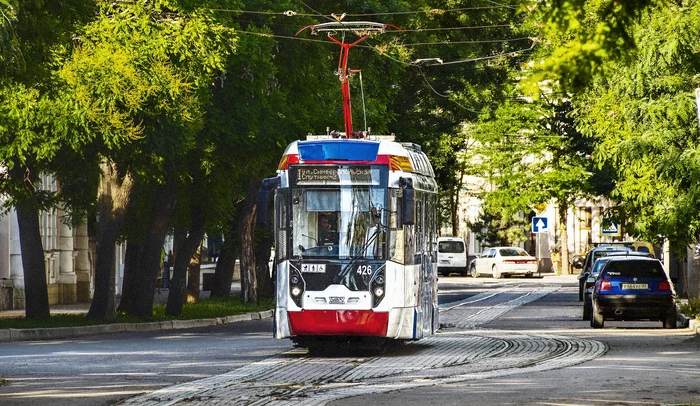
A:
[356,264,373,275]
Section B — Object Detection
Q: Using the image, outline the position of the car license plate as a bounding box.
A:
[329,296,345,304]
[622,283,648,290]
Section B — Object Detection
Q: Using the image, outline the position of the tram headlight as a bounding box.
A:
[370,268,386,308]
[289,268,305,307]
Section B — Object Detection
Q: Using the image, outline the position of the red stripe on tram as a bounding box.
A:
[288,310,389,336]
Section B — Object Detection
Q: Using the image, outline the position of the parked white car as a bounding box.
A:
[437,237,467,276]
[469,246,538,279]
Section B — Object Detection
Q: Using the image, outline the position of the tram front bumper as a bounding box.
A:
[288,309,389,337]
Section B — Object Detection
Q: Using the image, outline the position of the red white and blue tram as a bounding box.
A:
[262,134,439,349]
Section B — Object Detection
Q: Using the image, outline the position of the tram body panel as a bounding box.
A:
[268,137,438,344]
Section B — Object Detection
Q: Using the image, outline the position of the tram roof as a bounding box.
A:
[279,138,434,177]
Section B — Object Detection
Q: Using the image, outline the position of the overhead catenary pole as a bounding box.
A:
[296,20,399,139]
[327,34,370,137]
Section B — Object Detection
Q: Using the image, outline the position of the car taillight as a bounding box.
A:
[600,280,612,291]
[502,259,516,264]
[527,259,537,264]
[658,280,671,291]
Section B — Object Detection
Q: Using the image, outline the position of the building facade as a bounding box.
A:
[0,174,96,310]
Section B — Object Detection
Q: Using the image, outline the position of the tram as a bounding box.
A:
[260,133,439,349]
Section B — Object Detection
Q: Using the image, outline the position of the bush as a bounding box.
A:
[678,297,700,319]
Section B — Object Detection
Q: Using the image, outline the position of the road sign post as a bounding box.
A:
[532,217,548,274]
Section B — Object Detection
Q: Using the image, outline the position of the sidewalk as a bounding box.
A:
[0,282,242,319]
[0,283,271,343]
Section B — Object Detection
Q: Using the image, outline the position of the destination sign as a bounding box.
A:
[294,166,379,185]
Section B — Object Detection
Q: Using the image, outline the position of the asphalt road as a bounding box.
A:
[334,276,700,406]
[1,275,698,406]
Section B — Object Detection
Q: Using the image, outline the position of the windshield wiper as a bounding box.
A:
[333,204,385,285]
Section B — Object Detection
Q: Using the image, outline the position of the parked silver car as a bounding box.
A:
[469,247,538,279]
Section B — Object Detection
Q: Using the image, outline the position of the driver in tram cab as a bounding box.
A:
[318,212,338,245]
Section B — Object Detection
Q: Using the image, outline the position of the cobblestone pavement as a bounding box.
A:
[120,284,607,405]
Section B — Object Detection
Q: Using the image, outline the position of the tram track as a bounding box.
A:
[120,283,608,406]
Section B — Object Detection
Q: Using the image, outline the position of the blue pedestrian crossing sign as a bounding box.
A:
[601,218,621,236]
[532,217,548,233]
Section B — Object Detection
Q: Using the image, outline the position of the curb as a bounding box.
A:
[0,309,274,343]
[678,312,700,335]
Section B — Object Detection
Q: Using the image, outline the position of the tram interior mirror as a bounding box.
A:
[402,188,415,226]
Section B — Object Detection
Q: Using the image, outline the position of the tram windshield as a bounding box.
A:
[292,186,386,259]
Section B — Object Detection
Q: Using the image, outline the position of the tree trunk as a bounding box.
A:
[11,160,50,319]
[451,166,465,237]
[165,225,186,316]
[185,245,201,303]
[116,196,145,315]
[210,213,241,297]
[688,242,700,298]
[116,237,143,314]
[559,200,570,274]
[126,179,177,318]
[255,221,274,300]
[165,205,205,316]
[239,180,259,305]
[88,160,133,321]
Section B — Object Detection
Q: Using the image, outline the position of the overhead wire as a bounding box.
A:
[207,3,517,17]
[342,5,515,16]
[418,70,480,113]
[288,0,532,63]
[402,37,532,47]
[424,38,538,66]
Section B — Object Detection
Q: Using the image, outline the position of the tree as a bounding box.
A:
[572,2,700,294]
[61,1,237,319]
[0,0,95,319]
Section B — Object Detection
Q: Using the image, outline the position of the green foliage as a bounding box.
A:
[573,1,700,249]
[523,0,666,94]
[469,93,598,243]
[468,211,528,246]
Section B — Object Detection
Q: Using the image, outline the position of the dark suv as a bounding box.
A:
[578,245,632,301]
[590,256,676,329]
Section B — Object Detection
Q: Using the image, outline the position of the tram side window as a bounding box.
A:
[275,189,288,261]
[427,196,437,262]
[389,189,404,264]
